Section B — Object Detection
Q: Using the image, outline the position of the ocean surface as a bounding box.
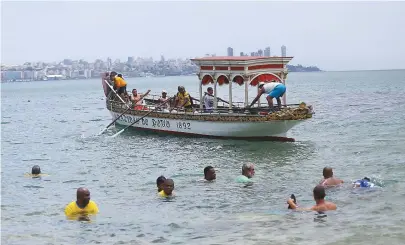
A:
[1,70,405,245]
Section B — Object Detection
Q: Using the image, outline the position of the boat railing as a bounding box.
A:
[106,94,306,116]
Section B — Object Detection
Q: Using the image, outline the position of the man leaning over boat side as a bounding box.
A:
[248,80,286,112]
[110,71,128,101]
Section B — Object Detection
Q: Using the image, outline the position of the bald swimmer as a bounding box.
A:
[65,187,99,219]
[287,185,337,212]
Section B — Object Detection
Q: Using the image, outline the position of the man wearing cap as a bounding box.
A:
[248,80,286,111]
[158,90,170,111]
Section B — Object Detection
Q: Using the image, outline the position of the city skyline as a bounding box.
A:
[2,1,405,71]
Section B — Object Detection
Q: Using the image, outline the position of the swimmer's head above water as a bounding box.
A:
[156,176,166,192]
[242,163,255,178]
[162,179,174,195]
[204,166,216,181]
[32,165,41,175]
[322,167,333,179]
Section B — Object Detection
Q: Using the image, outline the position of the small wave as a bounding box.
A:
[89,119,102,122]
[62,180,84,184]
[25,211,45,216]
[23,185,44,189]
[22,158,49,161]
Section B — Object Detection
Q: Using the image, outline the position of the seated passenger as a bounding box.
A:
[131,88,151,110]
[158,90,170,111]
[172,86,193,112]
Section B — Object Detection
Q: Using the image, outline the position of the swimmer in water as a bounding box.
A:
[156,175,166,192]
[159,179,175,197]
[319,167,344,187]
[204,166,216,181]
[65,187,99,220]
[287,185,337,212]
[236,163,255,184]
[24,165,48,178]
[353,177,375,188]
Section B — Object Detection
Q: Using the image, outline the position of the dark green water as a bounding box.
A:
[2,71,405,245]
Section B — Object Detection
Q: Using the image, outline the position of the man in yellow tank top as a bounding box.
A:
[110,72,127,100]
[173,86,192,112]
[65,187,99,220]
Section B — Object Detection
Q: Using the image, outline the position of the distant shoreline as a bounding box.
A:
[2,69,404,83]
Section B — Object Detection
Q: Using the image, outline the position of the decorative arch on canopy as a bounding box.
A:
[250,73,282,86]
[232,75,244,86]
[201,74,214,85]
[216,75,229,86]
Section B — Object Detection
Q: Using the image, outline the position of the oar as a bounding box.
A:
[98,106,132,135]
[204,92,236,107]
[110,97,174,138]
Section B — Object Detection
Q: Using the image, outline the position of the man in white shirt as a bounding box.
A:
[203,87,215,112]
[248,80,286,110]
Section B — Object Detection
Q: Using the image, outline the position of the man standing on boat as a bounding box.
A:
[131,88,151,110]
[110,71,128,100]
[172,86,193,112]
[203,87,215,112]
[248,80,286,111]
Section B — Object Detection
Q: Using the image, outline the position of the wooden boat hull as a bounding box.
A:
[109,110,303,142]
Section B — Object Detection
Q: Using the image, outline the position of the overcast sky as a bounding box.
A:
[2,1,405,71]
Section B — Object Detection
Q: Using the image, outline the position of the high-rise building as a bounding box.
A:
[281,45,287,57]
[227,47,234,56]
[250,52,255,56]
[258,49,263,56]
[127,56,134,64]
[240,52,244,56]
[264,47,271,57]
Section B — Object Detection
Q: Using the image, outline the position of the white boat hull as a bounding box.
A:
[110,111,302,141]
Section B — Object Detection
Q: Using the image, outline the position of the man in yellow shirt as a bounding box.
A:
[172,86,192,112]
[65,187,99,220]
[110,71,127,99]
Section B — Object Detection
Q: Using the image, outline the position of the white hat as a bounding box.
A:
[258,82,266,87]
[162,90,167,93]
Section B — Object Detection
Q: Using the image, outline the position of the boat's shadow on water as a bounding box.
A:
[111,124,317,162]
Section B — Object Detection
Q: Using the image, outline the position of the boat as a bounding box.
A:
[101,56,314,142]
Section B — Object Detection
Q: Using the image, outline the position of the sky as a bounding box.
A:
[1,1,405,71]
